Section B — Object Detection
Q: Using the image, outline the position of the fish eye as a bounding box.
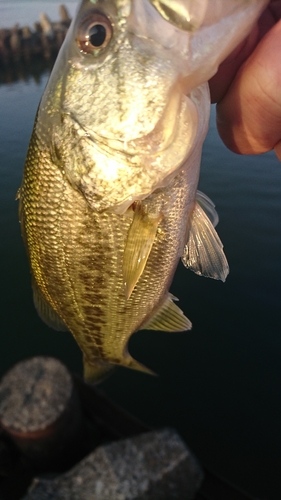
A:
[76,12,113,54]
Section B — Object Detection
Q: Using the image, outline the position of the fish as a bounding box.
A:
[18,0,268,383]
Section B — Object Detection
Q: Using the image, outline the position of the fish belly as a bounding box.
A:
[20,129,195,375]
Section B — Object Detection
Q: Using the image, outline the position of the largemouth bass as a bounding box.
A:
[18,0,268,382]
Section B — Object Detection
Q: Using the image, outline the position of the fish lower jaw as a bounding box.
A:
[64,95,199,214]
[83,90,198,158]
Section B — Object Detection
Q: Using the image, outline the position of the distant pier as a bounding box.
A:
[0,5,71,66]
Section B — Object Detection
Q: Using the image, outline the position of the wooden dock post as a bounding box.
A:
[0,357,86,471]
[0,5,71,67]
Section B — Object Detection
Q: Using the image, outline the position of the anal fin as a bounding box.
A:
[123,203,162,299]
[32,279,68,331]
[140,293,192,332]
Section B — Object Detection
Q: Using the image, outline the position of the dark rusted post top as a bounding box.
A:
[0,357,85,470]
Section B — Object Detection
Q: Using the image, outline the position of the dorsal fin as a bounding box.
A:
[15,187,21,200]
[123,203,162,299]
[140,293,192,332]
[182,199,229,281]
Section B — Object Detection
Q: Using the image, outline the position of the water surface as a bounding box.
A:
[0,2,281,499]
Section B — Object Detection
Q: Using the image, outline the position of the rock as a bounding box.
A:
[23,428,203,499]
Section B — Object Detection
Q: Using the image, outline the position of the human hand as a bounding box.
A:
[208,0,281,161]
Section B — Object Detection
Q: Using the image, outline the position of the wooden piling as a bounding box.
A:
[0,4,71,67]
[0,357,85,470]
[59,5,72,24]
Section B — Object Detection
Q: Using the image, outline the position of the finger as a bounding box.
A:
[269,0,281,21]
[209,1,280,104]
[275,140,281,161]
[216,19,281,155]
[209,24,259,103]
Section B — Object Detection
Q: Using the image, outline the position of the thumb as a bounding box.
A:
[216,19,281,156]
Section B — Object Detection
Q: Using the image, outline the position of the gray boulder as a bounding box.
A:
[23,428,203,499]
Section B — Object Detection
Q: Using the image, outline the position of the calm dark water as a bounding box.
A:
[1,3,281,500]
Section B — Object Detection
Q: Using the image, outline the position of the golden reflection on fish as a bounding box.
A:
[18,0,268,382]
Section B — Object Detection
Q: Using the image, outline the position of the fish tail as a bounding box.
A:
[83,356,116,384]
[83,354,156,383]
[126,356,157,376]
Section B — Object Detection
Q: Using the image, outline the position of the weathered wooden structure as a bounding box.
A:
[0,5,71,67]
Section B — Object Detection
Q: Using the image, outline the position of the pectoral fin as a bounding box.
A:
[140,293,192,332]
[196,190,219,227]
[32,279,68,331]
[123,203,162,299]
[182,199,229,281]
